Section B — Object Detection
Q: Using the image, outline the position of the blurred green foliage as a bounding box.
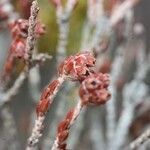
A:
[38,0,87,55]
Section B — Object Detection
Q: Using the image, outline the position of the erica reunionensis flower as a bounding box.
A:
[58,52,96,81]
[79,72,111,105]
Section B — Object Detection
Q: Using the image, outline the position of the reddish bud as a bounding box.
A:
[2,38,26,80]
[58,52,95,81]
[65,109,74,122]
[58,130,69,143]
[57,120,69,133]
[36,99,50,116]
[9,19,46,39]
[10,39,26,58]
[79,72,111,105]
[9,19,29,38]
[40,79,60,100]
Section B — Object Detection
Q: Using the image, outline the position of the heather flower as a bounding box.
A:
[9,19,45,39]
[79,72,111,105]
[58,52,96,81]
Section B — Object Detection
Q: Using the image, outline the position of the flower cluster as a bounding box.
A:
[36,52,96,117]
[2,19,45,79]
[79,73,111,105]
[58,52,96,81]
[9,19,45,39]
[51,52,111,150]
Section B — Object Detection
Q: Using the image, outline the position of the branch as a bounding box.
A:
[25,0,39,65]
[129,128,150,150]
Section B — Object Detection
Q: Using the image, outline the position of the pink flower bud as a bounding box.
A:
[58,52,96,81]
[9,19,46,39]
[79,73,111,105]
[36,99,50,116]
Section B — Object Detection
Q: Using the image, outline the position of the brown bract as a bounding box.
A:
[79,72,111,105]
[58,52,96,81]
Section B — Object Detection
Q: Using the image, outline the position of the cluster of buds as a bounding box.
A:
[51,52,111,150]
[28,52,95,148]
[79,73,111,105]
[58,52,95,81]
[2,19,45,80]
[36,52,95,117]
[28,52,111,149]
[9,19,46,39]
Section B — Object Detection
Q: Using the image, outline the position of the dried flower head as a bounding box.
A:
[79,72,111,105]
[58,52,96,81]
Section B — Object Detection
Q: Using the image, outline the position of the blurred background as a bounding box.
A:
[0,0,150,150]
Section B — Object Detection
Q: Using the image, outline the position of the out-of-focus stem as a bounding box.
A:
[110,0,140,26]
[1,106,20,150]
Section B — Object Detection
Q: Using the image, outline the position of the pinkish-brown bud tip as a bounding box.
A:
[58,52,96,81]
[36,99,50,116]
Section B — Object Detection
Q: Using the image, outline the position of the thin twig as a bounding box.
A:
[0,69,28,107]
[25,0,39,65]
[110,0,140,26]
[129,128,150,150]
